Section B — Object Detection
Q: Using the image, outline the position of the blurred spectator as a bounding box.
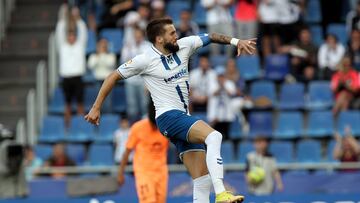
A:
[258,0,281,56]
[189,56,217,112]
[234,0,258,39]
[87,39,116,81]
[98,0,134,30]
[277,0,303,45]
[245,136,283,195]
[121,26,150,121]
[207,67,237,140]
[333,126,360,172]
[150,0,166,20]
[44,143,75,178]
[346,0,360,34]
[318,34,345,80]
[331,55,360,116]
[201,0,234,56]
[176,9,199,39]
[347,29,360,71]
[56,6,87,127]
[114,117,132,164]
[24,146,43,181]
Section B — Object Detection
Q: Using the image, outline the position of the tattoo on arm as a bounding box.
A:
[209,33,232,44]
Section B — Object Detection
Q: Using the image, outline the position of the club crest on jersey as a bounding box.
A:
[164,68,187,83]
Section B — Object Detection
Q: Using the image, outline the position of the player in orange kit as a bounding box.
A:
[117,98,169,203]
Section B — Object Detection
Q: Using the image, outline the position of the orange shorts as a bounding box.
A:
[135,172,168,203]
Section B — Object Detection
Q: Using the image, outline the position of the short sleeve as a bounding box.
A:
[117,54,148,79]
[178,34,211,55]
[126,125,140,150]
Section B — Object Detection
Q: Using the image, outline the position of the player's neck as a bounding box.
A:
[154,44,171,56]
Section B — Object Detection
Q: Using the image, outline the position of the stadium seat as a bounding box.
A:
[278,83,305,109]
[66,144,86,165]
[237,142,254,163]
[326,140,338,162]
[229,116,243,139]
[84,87,98,112]
[337,111,360,136]
[167,145,179,164]
[48,88,65,114]
[34,144,53,160]
[269,141,294,163]
[86,30,97,54]
[306,81,333,110]
[192,1,207,26]
[166,1,191,24]
[327,23,348,45]
[210,55,228,68]
[112,85,127,113]
[236,55,262,81]
[309,25,324,46]
[99,29,123,53]
[304,0,322,23]
[38,116,66,143]
[296,140,322,163]
[250,80,276,107]
[89,144,114,166]
[274,111,303,139]
[221,141,235,164]
[249,111,273,137]
[264,54,290,80]
[305,111,334,137]
[67,115,95,142]
[93,114,120,143]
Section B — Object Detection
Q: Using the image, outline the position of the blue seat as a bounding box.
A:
[264,54,290,80]
[93,114,120,143]
[306,81,333,110]
[309,25,324,46]
[236,55,261,81]
[337,111,360,136]
[167,145,179,164]
[296,140,322,163]
[34,144,52,160]
[38,116,66,143]
[326,140,338,162]
[304,0,322,23]
[327,24,348,45]
[67,115,95,142]
[249,112,273,137]
[305,111,334,137]
[86,30,97,54]
[229,116,243,139]
[112,85,127,113]
[192,2,206,26]
[237,142,254,163]
[89,144,114,166]
[66,144,86,165]
[221,141,235,164]
[84,87,98,112]
[48,88,65,114]
[269,141,294,163]
[250,81,276,107]
[166,1,191,24]
[274,111,303,139]
[99,29,123,53]
[278,83,305,109]
[210,55,228,67]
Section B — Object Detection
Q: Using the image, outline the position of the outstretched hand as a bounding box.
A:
[84,107,100,125]
[236,38,257,56]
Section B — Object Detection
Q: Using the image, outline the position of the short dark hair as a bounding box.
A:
[146,18,173,43]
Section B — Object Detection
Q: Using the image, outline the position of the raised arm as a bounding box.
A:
[85,71,122,125]
[209,33,257,56]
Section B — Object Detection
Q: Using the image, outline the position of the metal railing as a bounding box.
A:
[48,32,57,98]
[0,0,16,51]
[26,89,36,146]
[36,60,47,131]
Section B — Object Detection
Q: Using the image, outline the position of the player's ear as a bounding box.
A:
[156,36,164,44]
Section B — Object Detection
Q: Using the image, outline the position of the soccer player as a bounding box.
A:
[117,98,169,203]
[85,18,256,203]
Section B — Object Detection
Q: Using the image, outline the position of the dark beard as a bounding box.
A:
[164,42,179,53]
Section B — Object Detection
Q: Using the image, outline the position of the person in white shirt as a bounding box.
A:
[189,56,217,112]
[207,67,237,140]
[87,39,116,81]
[113,117,132,164]
[318,34,345,79]
[121,26,151,121]
[85,18,256,203]
[201,0,235,56]
[56,7,87,126]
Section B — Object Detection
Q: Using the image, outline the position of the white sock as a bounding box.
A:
[193,174,212,203]
[205,131,226,194]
